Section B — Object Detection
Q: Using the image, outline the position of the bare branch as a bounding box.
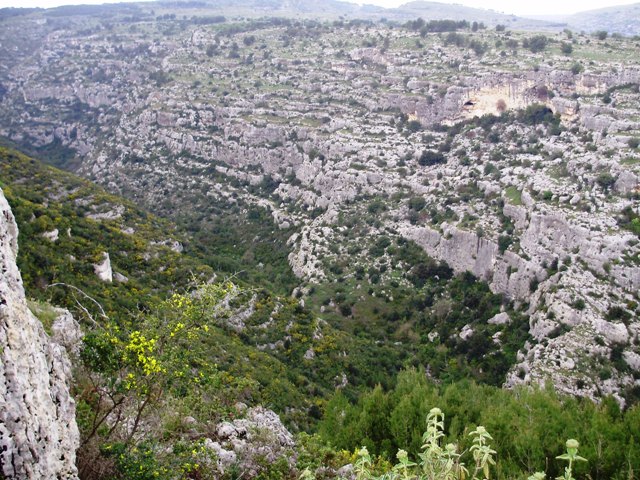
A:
[47,282,109,322]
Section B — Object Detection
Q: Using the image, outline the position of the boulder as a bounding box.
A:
[93,252,113,282]
[208,406,295,476]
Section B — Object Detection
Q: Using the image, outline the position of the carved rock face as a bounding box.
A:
[0,188,80,479]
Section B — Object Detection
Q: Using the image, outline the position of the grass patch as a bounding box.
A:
[620,156,640,165]
[27,299,59,335]
[505,186,523,205]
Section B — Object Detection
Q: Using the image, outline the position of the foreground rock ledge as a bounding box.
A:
[0,187,79,479]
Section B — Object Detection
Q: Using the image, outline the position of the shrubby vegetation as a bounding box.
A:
[310,408,589,480]
[405,18,472,34]
[320,368,640,480]
[523,35,549,53]
[77,283,247,478]
[0,146,213,318]
[4,146,638,479]
[619,206,640,236]
[0,147,345,436]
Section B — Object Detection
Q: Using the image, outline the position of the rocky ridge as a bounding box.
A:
[0,13,639,400]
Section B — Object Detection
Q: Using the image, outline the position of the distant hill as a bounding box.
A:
[527,3,640,36]
[565,3,640,36]
[159,0,564,28]
[385,1,562,29]
[5,0,639,34]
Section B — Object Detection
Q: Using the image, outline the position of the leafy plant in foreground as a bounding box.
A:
[310,408,587,480]
[76,282,256,479]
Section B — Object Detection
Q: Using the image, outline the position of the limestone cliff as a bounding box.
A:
[0,188,79,479]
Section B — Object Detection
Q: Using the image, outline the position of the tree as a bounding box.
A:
[596,172,616,191]
[526,35,548,53]
[418,150,446,166]
[408,196,426,211]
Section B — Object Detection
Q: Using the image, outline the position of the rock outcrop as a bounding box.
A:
[0,188,79,479]
[93,252,113,283]
[207,406,295,476]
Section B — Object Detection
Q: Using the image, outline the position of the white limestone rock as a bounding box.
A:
[623,351,640,372]
[488,312,511,325]
[459,324,474,341]
[209,407,295,476]
[0,188,79,479]
[614,170,638,195]
[114,271,129,283]
[93,252,113,282]
[42,228,59,242]
[51,308,84,356]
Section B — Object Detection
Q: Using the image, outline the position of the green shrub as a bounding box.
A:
[315,405,589,480]
[319,369,639,480]
[570,62,583,75]
[596,173,615,191]
[418,150,446,167]
[524,35,548,53]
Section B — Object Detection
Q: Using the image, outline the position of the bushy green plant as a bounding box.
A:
[76,282,257,478]
[311,407,589,480]
[320,369,639,480]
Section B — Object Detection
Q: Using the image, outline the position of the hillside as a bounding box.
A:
[2,5,639,403]
[0,145,390,416]
[530,3,640,36]
[388,1,561,29]
[1,143,537,395]
[2,165,640,479]
[0,1,639,476]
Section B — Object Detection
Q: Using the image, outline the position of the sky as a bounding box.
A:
[0,0,636,17]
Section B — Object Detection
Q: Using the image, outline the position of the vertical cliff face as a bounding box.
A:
[0,188,79,479]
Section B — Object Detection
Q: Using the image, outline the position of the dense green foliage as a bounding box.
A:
[316,414,586,480]
[308,224,530,388]
[1,146,524,432]
[76,283,243,478]
[320,368,640,480]
[405,18,473,35]
[619,205,640,237]
[184,204,298,296]
[311,414,589,480]
[523,35,549,53]
[2,145,530,398]
[418,150,447,167]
